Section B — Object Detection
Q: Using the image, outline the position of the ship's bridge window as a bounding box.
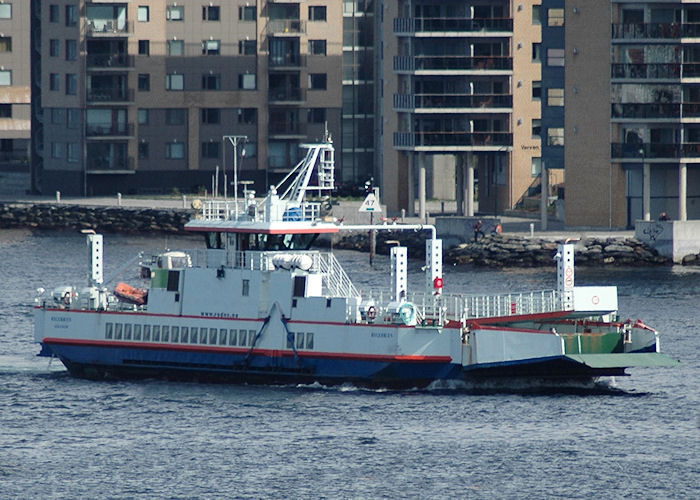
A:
[205,232,224,249]
[239,233,318,251]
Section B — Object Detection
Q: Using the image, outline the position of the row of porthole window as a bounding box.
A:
[104,322,313,350]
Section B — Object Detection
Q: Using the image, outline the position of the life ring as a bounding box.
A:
[62,291,72,306]
[398,302,417,326]
[367,306,377,320]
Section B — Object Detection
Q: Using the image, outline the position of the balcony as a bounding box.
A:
[87,88,134,103]
[394,17,513,35]
[266,19,306,35]
[86,53,134,69]
[86,122,134,138]
[611,63,680,80]
[683,23,700,37]
[269,120,306,137]
[269,53,306,69]
[394,55,512,73]
[682,103,700,117]
[611,23,680,40]
[268,87,306,103]
[611,103,680,120]
[394,131,512,150]
[611,142,680,159]
[86,20,131,36]
[394,93,512,111]
[86,156,134,173]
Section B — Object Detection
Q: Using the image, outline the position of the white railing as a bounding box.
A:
[318,252,360,298]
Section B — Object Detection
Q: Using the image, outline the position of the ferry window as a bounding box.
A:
[242,279,250,297]
[190,327,198,344]
[200,328,208,344]
[181,327,188,343]
[219,329,227,345]
[293,276,306,297]
[172,326,179,343]
[143,324,151,341]
[306,332,314,350]
[124,324,132,340]
[205,232,223,249]
[296,332,305,349]
[153,325,161,342]
[229,329,237,346]
[167,271,180,291]
[238,330,247,346]
[115,323,123,340]
[162,326,170,342]
[105,323,113,339]
[248,330,256,346]
[287,332,294,349]
[209,328,218,344]
[134,324,142,341]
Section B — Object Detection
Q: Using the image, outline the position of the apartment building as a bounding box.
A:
[567,0,700,228]
[0,1,30,176]
[379,0,545,216]
[36,0,342,196]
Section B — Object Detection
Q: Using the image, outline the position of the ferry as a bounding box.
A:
[33,140,678,388]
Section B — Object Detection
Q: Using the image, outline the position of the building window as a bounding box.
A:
[201,108,221,124]
[167,5,185,21]
[239,6,256,21]
[167,40,184,56]
[0,4,11,19]
[239,40,256,55]
[67,109,80,128]
[65,74,77,95]
[51,108,63,124]
[308,73,327,90]
[65,39,77,60]
[532,43,541,62]
[202,6,220,21]
[201,142,219,159]
[547,49,565,66]
[308,40,326,56]
[138,109,149,125]
[548,88,564,106]
[166,73,184,90]
[201,73,221,90]
[65,5,77,27]
[532,81,541,100]
[532,119,541,139]
[138,142,149,159]
[51,142,64,159]
[49,5,59,23]
[548,8,564,27]
[307,108,326,123]
[165,109,186,125]
[138,74,150,91]
[165,142,185,159]
[201,40,220,55]
[531,158,542,177]
[532,5,541,25]
[0,70,9,86]
[238,108,257,124]
[0,104,11,118]
[138,6,150,22]
[49,39,60,57]
[309,6,327,21]
[49,73,59,90]
[238,73,256,90]
[138,40,150,56]
[0,36,11,53]
[547,128,564,146]
[67,143,79,163]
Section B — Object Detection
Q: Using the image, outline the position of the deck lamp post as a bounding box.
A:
[639,145,650,221]
[223,135,248,220]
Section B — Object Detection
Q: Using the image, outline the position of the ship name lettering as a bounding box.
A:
[50,316,71,322]
[371,332,393,339]
[200,312,239,318]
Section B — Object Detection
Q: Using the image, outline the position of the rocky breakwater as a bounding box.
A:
[0,202,191,234]
[446,234,672,267]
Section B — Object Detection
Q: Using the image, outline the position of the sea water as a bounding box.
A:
[0,230,697,499]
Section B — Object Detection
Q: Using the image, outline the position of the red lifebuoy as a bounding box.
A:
[367,306,377,319]
[434,277,444,289]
